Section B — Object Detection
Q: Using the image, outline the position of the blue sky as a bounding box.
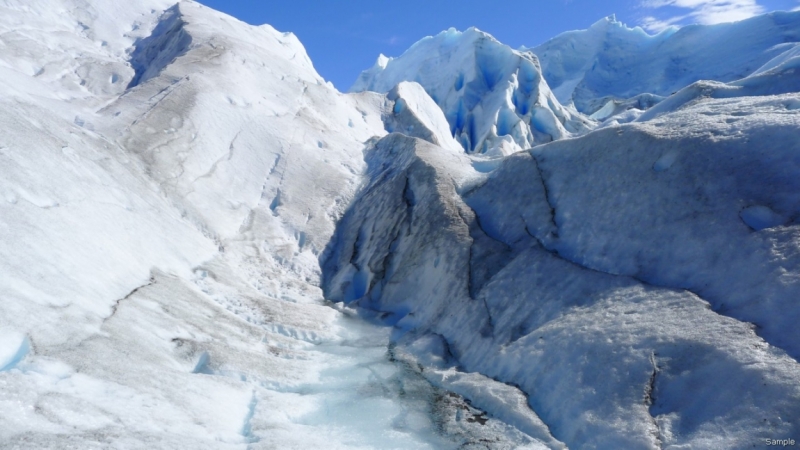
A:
[197,0,800,91]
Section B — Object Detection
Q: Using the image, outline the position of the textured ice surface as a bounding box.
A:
[3,0,800,448]
[529,11,800,114]
[385,82,464,152]
[324,94,800,448]
[351,28,593,155]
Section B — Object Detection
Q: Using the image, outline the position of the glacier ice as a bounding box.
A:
[0,1,536,448]
[351,28,593,156]
[529,12,800,114]
[2,0,800,449]
[0,332,30,372]
[323,96,800,448]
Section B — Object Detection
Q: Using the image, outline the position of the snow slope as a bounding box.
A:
[351,28,593,156]
[530,12,800,114]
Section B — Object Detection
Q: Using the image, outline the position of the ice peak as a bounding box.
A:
[412,26,502,50]
[351,26,592,154]
[588,14,625,31]
[375,53,391,69]
[127,3,190,88]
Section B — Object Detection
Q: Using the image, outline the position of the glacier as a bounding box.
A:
[351,28,593,156]
[1,0,800,449]
[528,12,800,114]
[324,94,800,449]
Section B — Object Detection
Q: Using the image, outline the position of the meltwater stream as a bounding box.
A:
[190,260,539,449]
[257,308,454,449]
[240,305,542,449]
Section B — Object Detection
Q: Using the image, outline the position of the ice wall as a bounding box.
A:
[352,28,593,155]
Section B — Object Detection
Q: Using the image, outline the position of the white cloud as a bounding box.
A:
[640,14,687,32]
[640,0,765,31]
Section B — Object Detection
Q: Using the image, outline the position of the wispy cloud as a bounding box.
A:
[640,0,765,32]
[640,14,688,32]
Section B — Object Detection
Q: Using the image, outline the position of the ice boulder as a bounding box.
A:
[385,81,464,152]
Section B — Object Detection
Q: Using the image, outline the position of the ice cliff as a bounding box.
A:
[351,28,593,156]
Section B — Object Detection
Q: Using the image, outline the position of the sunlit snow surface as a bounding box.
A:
[2,0,800,449]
